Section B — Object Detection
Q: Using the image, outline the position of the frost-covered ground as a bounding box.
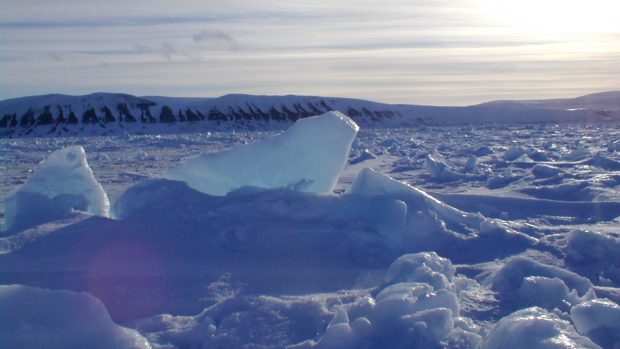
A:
[1,117,620,348]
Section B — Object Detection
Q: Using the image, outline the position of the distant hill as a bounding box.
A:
[1,91,619,137]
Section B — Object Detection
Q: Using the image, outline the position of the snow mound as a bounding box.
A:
[482,307,601,349]
[0,284,150,349]
[3,146,109,231]
[385,252,455,291]
[564,230,620,286]
[289,252,481,349]
[570,298,620,348]
[532,164,563,178]
[485,256,595,311]
[503,146,527,161]
[347,168,484,231]
[346,168,534,262]
[165,111,359,195]
[112,179,201,219]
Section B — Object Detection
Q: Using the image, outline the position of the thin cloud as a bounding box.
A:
[134,44,152,53]
[48,52,63,61]
[192,30,239,50]
[160,42,176,60]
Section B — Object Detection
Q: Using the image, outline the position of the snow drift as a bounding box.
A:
[0,285,150,349]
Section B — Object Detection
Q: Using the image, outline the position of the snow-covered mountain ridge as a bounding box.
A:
[1,91,619,137]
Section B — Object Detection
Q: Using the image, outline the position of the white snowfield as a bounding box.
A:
[1,111,620,348]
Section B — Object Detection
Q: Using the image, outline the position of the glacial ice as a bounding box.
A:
[0,285,150,349]
[165,111,359,195]
[2,145,109,231]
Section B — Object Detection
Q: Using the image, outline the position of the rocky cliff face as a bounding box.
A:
[1,91,619,137]
[0,93,411,137]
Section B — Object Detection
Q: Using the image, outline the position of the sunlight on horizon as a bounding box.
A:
[481,0,620,34]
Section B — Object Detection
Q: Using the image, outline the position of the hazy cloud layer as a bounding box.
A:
[0,0,618,105]
[193,30,239,50]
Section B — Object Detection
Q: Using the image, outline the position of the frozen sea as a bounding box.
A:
[1,120,620,349]
[3,124,620,216]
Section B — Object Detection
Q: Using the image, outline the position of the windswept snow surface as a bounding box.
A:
[1,120,620,348]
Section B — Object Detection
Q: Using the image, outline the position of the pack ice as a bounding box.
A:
[2,112,620,349]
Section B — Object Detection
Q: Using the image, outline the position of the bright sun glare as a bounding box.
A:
[483,0,620,34]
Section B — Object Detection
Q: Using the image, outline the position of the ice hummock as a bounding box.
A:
[287,251,481,349]
[3,146,110,231]
[482,307,601,349]
[165,111,359,195]
[570,298,620,348]
[0,285,150,349]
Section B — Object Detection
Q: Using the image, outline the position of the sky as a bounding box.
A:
[1,0,619,105]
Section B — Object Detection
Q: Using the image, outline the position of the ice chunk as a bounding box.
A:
[486,166,520,189]
[565,230,620,285]
[3,146,110,231]
[528,149,549,161]
[372,282,459,322]
[165,111,358,195]
[485,256,594,311]
[570,298,620,348]
[503,146,526,161]
[385,252,455,291]
[474,146,493,156]
[424,153,462,181]
[482,307,601,349]
[592,152,620,171]
[0,285,150,349]
[464,154,478,173]
[289,253,476,349]
[515,276,594,311]
[562,149,590,161]
[347,168,485,232]
[349,149,376,164]
[532,164,563,178]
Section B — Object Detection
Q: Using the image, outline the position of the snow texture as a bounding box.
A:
[3,145,109,231]
[482,307,601,349]
[287,252,480,349]
[570,298,620,348]
[0,285,150,349]
[485,256,595,312]
[165,111,358,195]
[2,119,620,349]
